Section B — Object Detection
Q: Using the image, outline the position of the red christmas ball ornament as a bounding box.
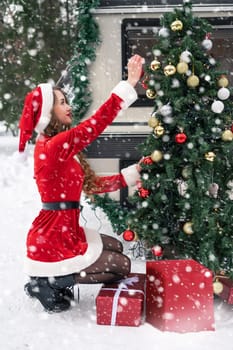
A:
[141,78,148,89]
[175,132,187,144]
[151,245,163,257]
[139,188,150,198]
[143,156,154,165]
[122,229,136,242]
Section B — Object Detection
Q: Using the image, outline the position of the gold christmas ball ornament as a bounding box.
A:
[151,150,163,162]
[221,129,233,141]
[146,89,157,99]
[170,19,183,31]
[182,166,191,179]
[176,61,189,74]
[150,59,161,71]
[148,115,159,128]
[213,280,224,294]
[205,151,216,162]
[154,125,165,136]
[187,74,200,88]
[218,75,229,88]
[183,222,193,235]
[164,64,176,76]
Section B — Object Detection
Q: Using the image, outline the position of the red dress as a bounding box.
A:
[24,84,140,277]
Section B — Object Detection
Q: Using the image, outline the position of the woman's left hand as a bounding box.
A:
[127,54,145,87]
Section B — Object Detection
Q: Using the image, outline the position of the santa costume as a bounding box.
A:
[19,81,140,280]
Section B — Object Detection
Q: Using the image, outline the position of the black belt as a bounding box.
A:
[42,201,80,210]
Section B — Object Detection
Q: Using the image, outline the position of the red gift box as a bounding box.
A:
[217,276,233,304]
[96,273,146,327]
[146,259,215,333]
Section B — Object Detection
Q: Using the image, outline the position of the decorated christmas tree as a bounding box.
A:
[124,0,233,280]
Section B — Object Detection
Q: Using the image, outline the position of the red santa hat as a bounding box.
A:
[18,83,53,152]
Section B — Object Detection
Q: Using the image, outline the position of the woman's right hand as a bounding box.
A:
[127,54,145,87]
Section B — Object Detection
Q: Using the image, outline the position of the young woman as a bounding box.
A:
[19,54,144,312]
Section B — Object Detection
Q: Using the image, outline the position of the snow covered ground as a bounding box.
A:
[0,135,232,350]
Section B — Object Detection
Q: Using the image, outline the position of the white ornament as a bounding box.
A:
[160,104,172,117]
[209,57,216,65]
[153,49,161,57]
[204,75,211,82]
[176,179,188,196]
[227,180,233,189]
[217,87,230,100]
[215,118,221,125]
[207,183,219,198]
[180,50,192,63]
[163,116,173,124]
[159,27,170,38]
[211,100,224,114]
[171,79,180,88]
[202,39,213,51]
[226,189,233,200]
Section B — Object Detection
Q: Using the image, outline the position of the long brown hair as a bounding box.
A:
[43,86,98,195]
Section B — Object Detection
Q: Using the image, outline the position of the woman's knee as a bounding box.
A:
[105,251,131,275]
[101,234,123,253]
[84,250,131,276]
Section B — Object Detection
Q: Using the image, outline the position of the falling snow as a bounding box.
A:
[0,133,232,350]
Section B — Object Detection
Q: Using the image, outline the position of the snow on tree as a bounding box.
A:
[0,0,78,132]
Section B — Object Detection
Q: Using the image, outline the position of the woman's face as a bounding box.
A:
[53,89,72,126]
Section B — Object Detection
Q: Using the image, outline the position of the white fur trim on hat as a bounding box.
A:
[121,163,141,187]
[111,81,138,109]
[34,83,54,133]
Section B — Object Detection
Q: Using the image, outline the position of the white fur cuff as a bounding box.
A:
[111,81,138,109]
[121,164,141,187]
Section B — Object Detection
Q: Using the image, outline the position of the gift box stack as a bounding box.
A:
[146,259,215,332]
[95,259,215,332]
[96,273,146,327]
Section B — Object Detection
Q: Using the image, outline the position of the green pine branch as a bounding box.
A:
[92,194,128,235]
[69,0,101,123]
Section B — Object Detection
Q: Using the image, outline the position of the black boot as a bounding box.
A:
[62,286,74,301]
[24,277,71,313]
[51,275,76,302]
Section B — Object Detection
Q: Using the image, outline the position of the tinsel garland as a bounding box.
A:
[69,0,100,123]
